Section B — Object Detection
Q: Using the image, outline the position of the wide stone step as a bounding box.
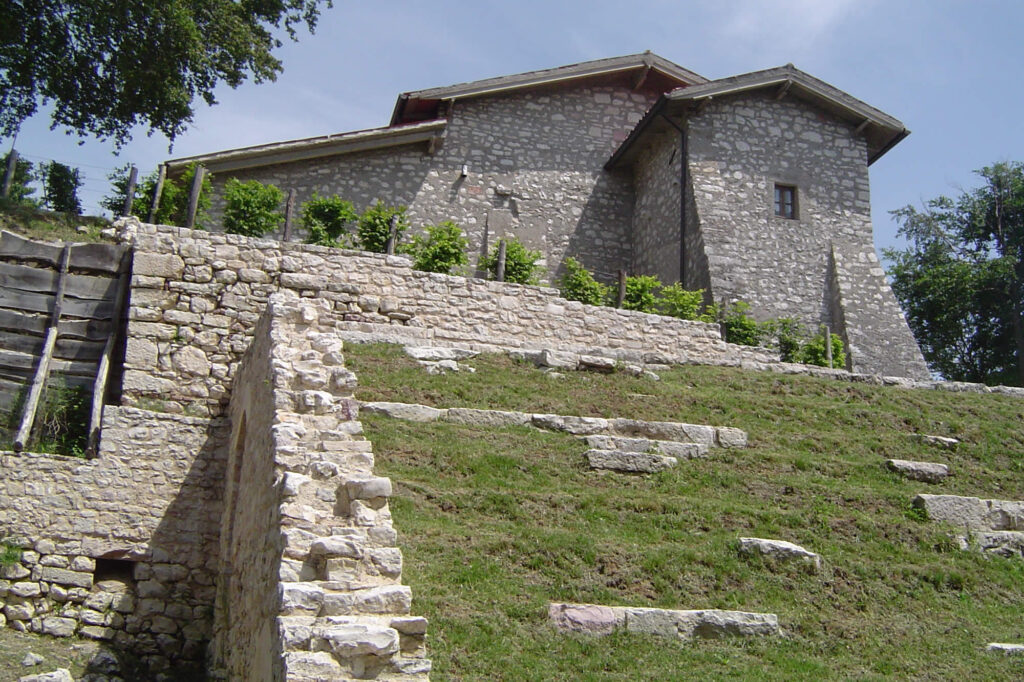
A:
[582,435,709,458]
[549,602,779,640]
[913,494,1024,531]
[361,401,747,447]
[886,459,949,483]
[738,537,822,573]
[585,449,677,473]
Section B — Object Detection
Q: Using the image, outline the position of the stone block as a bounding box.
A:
[549,602,619,635]
[404,346,478,361]
[886,459,949,483]
[41,616,77,637]
[716,427,748,448]
[585,449,677,473]
[738,537,822,573]
[689,610,780,639]
[532,414,608,435]
[280,582,324,615]
[35,567,92,589]
[444,408,531,428]
[915,434,959,450]
[18,669,74,682]
[315,624,399,657]
[321,585,412,616]
[390,616,428,635]
[346,477,392,500]
[986,643,1024,655]
[537,349,578,369]
[360,401,446,422]
[310,537,364,560]
[283,651,345,676]
[133,253,185,279]
[9,581,42,598]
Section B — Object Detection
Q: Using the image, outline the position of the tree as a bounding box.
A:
[39,160,81,214]
[884,162,1024,386]
[0,0,331,147]
[409,221,469,274]
[223,178,283,237]
[0,151,36,204]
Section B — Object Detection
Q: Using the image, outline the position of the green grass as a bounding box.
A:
[346,343,1024,680]
[0,199,111,244]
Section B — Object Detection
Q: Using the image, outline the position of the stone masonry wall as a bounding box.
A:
[631,129,682,283]
[0,407,227,675]
[681,91,928,378]
[205,82,661,284]
[217,293,429,680]
[122,220,773,418]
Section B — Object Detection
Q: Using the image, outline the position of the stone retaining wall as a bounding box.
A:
[122,220,774,417]
[0,407,228,674]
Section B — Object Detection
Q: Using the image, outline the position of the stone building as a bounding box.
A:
[170,53,927,383]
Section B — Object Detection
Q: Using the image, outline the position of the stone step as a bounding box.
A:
[549,602,779,640]
[972,530,1024,558]
[913,494,1023,531]
[321,585,412,616]
[582,435,709,458]
[913,433,959,450]
[360,401,747,447]
[886,459,949,483]
[987,643,1024,656]
[738,537,821,573]
[585,449,677,473]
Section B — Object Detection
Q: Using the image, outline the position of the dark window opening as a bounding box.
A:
[94,558,135,583]
[774,184,797,219]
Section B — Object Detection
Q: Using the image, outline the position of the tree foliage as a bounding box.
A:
[302,193,358,247]
[558,257,610,306]
[884,162,1024,385]
[223,178,283,237]
[0,151,35,204]
[481,238,543,284]
[39,160,81,214]
[0,0,331,146]
[357,201,408,253]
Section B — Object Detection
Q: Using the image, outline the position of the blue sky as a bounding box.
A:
[7,0,1024,254]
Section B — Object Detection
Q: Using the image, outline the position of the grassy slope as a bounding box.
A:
[345,344,1024,681]
[0,201,110,244]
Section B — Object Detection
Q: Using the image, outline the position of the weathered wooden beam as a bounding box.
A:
[385,215,399,255]
[495,240,507,282]
[184,165,206,229]
[0,261,119,300]
[0,287,115,318]
[14,245,70,452]
[148,164,167,223]
[1,149,18,199]
[0,349,96,378]
[121,165,138,217]
[775,80,792,100]
[87,250,131,457]
[631,65,652,91]
[854,119,871,135]
[0,231,126,273]
[617,270,627,308]
[282,189,297,241]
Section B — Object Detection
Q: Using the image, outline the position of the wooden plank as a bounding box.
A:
[0,309,111,340]
[87,250,130,456]
[0,377,25,412]
[0,261,119,300]
[0,230,63,266]
[0,331,104,362]
[0,349,96,377]
[0,288,114,319]
[148,164,166,223]
[68,243,126,274]
[0,231,125,274]
[15,245,69,451]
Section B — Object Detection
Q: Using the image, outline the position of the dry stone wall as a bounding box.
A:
[122,220,774,417]
[0,407,227,676]
[631,129,682,283]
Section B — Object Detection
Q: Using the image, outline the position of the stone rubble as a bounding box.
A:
[17,670,73,682]
[885,459,950,484]
[548,602,779,640]
[914,434,960,450]
[738,538,822,573]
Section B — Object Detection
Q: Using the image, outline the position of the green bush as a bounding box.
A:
[222,179,284,237]
[357,201,409,253]
[302,193,359,247]
[720,301,764,346]
[558,257,610,305]
[799,331,847,368]
[126,163,212,228]
[40,161,82,214]
[481,238,543,284]
[658,282,715,321]
[409,221,469,274]
[760,317,805,362]
[622,274,662,313]
[1,152,36,205]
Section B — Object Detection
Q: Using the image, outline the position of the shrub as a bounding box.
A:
[622,274,662,313]
[481,238,543,284]
[720,301,764,346]
[302,193,358,247]
[760,317,806,362]
[40,161,82,214]
[558,257,610,305]
[127,163,212,228]
[409,221,469,274]
[658,283,715,321]
[357,201,409,253]
[799,331,847,368]
[222,179,284,237]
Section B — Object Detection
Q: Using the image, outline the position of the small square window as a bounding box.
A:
[774,184,797,219]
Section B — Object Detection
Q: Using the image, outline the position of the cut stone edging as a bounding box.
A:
[987,643,1024,655]
[886,459,950,483]
[548,602,779,640]
[914,494,1024,558]
[738,538,822,573]
[359,402,747,448]
[585,449,677,473]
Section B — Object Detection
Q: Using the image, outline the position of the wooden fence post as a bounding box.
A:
[822,324,833,369]
[385,214,398,255]
[282,189,297,241]
[616,269,627,308]
[121,165,138,217]
[184,165,205,229]
[1,149,18,199]
[147,164,166,223]
[495,239,507,282]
